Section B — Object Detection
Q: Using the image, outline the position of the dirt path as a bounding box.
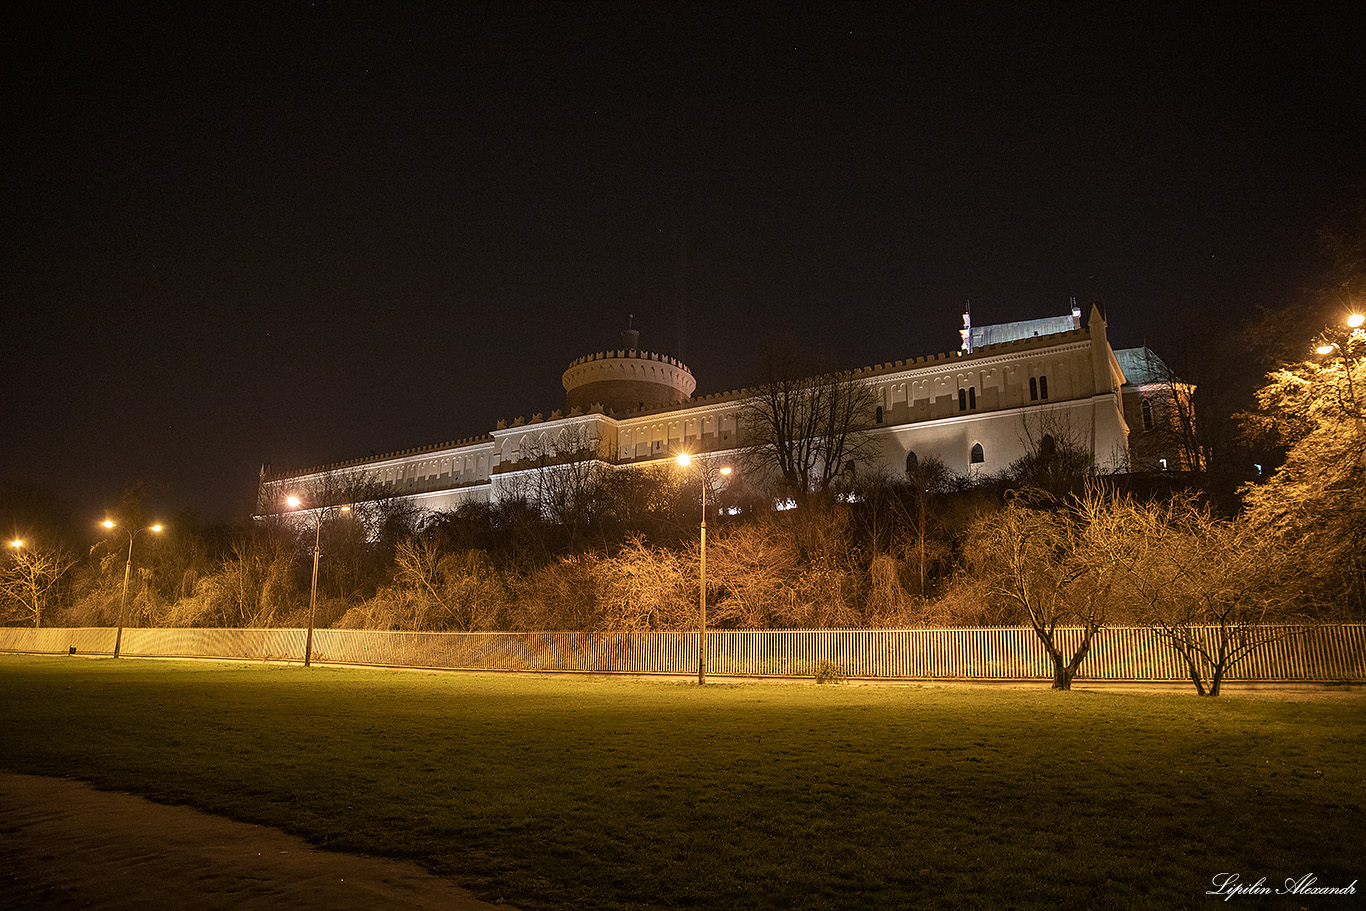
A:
[0,772,518,910]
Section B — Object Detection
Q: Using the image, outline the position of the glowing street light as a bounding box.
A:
[1313,314,1366,355]
[1314,313,1366,439]
[677,453,732,685]
[287,496,351,668]
[101,519,163,659]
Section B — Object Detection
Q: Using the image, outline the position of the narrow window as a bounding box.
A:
[905,451,919,475]
[968,387,977,409]
[970,443,985,464]
[875,405,884,424]
[1141,399,1154,431]
[1039,375,1049,399]
[958,388,967,411]
[1029,377,1038,401]
[1040,434,1056,458]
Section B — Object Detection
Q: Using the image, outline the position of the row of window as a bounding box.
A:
[874,374,1050,422]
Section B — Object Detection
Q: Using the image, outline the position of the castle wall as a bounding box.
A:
[257,311,1134,516]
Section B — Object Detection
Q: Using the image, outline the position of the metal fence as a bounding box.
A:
[2,625,1362,682]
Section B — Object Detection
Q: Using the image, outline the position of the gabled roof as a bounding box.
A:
[1114,347,1176,386]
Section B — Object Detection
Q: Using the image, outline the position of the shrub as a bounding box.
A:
[814,659,847,684]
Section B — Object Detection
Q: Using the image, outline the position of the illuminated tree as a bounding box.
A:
[170,530,297,628]
[1113,494,1301,696]
[595,535,693,631]
[379,537,506,631]
[1240,313,1366,614]
[1,540,76,628]
[966,485,1134,690]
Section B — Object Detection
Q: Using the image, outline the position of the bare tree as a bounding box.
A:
[169,530,298,628]
[1139,348,1211,473]
[967,485,1132,690]
[1115,494,1305,695]
[389,536,505,631]
[595,535,693,631]
[902,456,954,597]
[272,468,421,605]
[740,344,880,502]
[592,463,692,548]
[1005,408,1097,494]
[521,423,611,544]
[2,541,77,628]
[707,521,800,629]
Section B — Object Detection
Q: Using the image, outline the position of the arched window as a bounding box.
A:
[905,451,919,476]
[1039,434,1056,458]
[1039,375,1049,399]
[1029,377,1039,401]
[875,405,884,424]
[970,443,985,464]
[958,388,968,411]
[968,387,977,409]
[1141,399,1154,431]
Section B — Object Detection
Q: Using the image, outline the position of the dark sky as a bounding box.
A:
[3,2,1362,524]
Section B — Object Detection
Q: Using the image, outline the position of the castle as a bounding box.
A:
[257,305,1185,514]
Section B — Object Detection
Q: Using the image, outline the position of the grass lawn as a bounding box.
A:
[0,657,1362,910]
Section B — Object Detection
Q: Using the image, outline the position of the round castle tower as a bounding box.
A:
[562,327,696,413]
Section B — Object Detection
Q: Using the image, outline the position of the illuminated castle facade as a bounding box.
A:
[257,305,1183,514]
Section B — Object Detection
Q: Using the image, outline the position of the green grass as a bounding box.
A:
[1,657,1362,910]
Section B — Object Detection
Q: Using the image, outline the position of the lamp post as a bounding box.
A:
[1314,312,1365,426]
[101,520,163,659]
[677,454,732,685]
[286,496,350,668]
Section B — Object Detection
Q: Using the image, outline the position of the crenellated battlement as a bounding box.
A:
[596,325,1089,422]
[261,432,495,482]
[562,340,697,414]
[564,348,691,371]
[496,403,605,431]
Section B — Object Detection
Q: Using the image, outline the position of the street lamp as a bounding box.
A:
[286,496,350,668]
[101,519,163,659]
[1314,313,1365,400]
[1313,314,1366,452]
[677,453,732,685]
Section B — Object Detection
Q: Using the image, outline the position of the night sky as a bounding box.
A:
[3,3,1362,524]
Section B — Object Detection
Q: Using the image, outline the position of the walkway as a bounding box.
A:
[0,772,516,910]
